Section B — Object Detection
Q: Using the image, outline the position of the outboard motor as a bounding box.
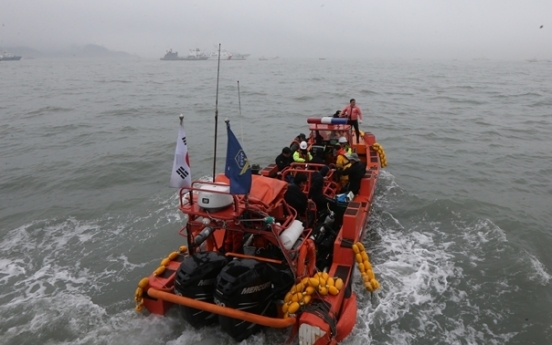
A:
[174,251,228,328]
[214,259,275,341]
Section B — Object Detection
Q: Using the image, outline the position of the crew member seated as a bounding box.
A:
[309,166,331,212]
[290,133,307,153]
[275,147,293,172]
[337,136,352,155]
[284,173,308,218]
[340,153,366,195]
[293,141,312,163]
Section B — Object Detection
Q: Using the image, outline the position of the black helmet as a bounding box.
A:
[298,133,306,140]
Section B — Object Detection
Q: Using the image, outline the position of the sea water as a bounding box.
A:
[1,57,551,344]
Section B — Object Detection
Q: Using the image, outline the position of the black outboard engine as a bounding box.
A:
[174,251,228,328]
[214,259,275,341]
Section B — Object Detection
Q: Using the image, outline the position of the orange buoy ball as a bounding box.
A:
[361,251,369,262]
[160,258,170,266]
[356,242,365,252]
[168,251,179,260]
[352,244,360,254]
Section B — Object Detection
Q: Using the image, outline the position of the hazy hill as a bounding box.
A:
[1,44,135,58]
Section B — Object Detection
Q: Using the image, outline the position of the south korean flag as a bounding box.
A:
[169,120,191,189]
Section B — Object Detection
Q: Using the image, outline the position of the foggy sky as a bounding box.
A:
[1,0,551,60]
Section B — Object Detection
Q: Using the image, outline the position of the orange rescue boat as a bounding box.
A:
[134,116,387,344]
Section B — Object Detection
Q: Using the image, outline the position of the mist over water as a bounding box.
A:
[1,58,551,345]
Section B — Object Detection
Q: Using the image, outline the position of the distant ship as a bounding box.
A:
[0,52,22,61]
[160,48,208,61]
[209,49,250,60]
[259,56,268,61]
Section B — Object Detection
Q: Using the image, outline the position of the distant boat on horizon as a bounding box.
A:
[0,51,22,61]
[209,49,250,60]
[160,48,208,61]
[259,56,268,61]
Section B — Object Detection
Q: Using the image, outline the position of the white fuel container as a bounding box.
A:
[279,220,304,250]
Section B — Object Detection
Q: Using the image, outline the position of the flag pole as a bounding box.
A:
[213,43,222,182]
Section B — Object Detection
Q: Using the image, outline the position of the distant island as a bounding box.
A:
[0,44,136,59]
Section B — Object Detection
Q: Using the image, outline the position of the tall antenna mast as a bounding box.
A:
[237,80,243,142]
[213,43,222,182]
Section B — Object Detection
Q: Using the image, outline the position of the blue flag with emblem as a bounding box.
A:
[225,122,251,194]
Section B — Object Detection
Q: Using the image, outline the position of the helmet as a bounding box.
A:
[338,136,348,144]
[298,133,306,140]
[299,141,308,150]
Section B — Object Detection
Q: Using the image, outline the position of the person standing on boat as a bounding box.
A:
[284,173,308,218]
[340,153,366,195]
[275,147,293,172]
[340,99,363,143]
[293,141,312,163]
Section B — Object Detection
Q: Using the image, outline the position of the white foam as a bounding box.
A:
[526,253,551,285]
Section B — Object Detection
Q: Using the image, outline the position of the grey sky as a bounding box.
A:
[1,0,550,59]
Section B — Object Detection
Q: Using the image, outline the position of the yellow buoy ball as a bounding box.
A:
[160,258,170,266]
[318,286,329,296]
[284,292,292,303]
[302,294,312,305]
[334,278,344,290]
[328,286,339,296]
[282,302,290,314]
[352,244,360,254]
[179,245,188,253]
[364,281,373,292]
[153,266,166,276]
[168,251,179,260]
[288,302,300,314]
[308,277,320,287]
[356,242,365,252]
[138,277,149,289]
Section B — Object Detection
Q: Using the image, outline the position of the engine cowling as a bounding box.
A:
[174,251,228,328]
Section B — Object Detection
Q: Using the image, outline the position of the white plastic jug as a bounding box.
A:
[279,220,304,250]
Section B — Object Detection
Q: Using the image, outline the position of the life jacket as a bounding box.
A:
[336,154,350,169]
[339,161,352,187]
